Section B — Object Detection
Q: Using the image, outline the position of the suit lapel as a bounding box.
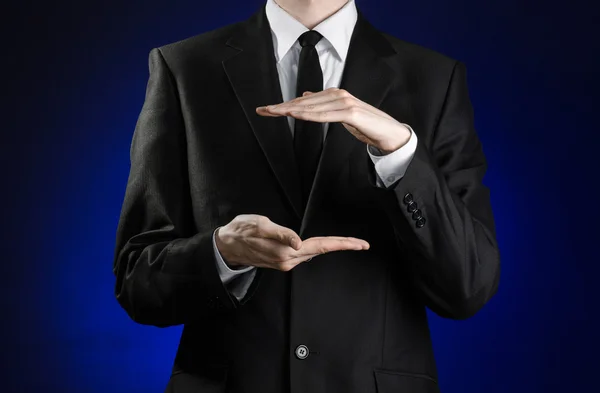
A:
[300,8,398,234]
[223,5,398,228]
[223,5,304,219]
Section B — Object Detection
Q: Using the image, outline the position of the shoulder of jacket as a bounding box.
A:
[154,18,245,64]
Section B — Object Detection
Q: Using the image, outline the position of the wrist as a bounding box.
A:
[215,226,245,268]
[378,125,411,154]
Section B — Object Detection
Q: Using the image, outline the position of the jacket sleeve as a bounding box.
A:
[112,48,261,327]
[368,61,501,320]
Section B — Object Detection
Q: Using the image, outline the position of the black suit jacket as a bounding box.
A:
[113,4,500,393]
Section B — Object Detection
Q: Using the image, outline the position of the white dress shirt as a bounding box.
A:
[212,0,418,301]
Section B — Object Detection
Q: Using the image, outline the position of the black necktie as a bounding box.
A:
[294,30,324,211]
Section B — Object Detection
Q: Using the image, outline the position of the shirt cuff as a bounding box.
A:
[213,226,255,286]
[367,123,418,188]
[229,268,258,300]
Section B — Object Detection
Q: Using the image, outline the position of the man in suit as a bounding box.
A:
[113,0,501,392]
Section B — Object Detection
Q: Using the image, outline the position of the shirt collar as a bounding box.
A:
[265,0,357,63]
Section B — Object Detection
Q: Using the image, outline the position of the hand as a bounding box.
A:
[215,214,370,271]
[256,88,411,154]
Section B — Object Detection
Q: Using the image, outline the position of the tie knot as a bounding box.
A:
[298,30,323,48]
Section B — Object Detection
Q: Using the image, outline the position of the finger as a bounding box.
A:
[344,237,371,249]
[287,106,368,125]
[253,217,302,249]
[259,88,395,123]
[269,97,354,116]
[263,88,394,123]
[299,236,370,255]
[257,102,324,117]
[256,97,342,117]
[261,87,341,114]
[256,106,282,117]
[277,87,344,107]
[298,89,394,121]
[257,88,345,115]
[305,236,370,249]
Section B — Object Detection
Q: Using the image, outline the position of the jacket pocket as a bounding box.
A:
[373,368,439,393]
[166,364,229,393]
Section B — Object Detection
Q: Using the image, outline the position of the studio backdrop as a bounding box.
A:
[3,0,598,392]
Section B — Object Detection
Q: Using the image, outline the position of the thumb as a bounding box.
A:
[289,235,302,250]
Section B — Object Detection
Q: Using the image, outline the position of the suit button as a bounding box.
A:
[412,209,422,220]
[407,201,418,213]
[416,217,426,228]
[403,193,413,204]
[295,345,309,360]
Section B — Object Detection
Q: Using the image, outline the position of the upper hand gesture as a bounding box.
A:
[256,88,411,154]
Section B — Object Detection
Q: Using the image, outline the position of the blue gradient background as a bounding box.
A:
[4,0,599,392]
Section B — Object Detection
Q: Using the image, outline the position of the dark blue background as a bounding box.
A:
[4,0,599,392]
